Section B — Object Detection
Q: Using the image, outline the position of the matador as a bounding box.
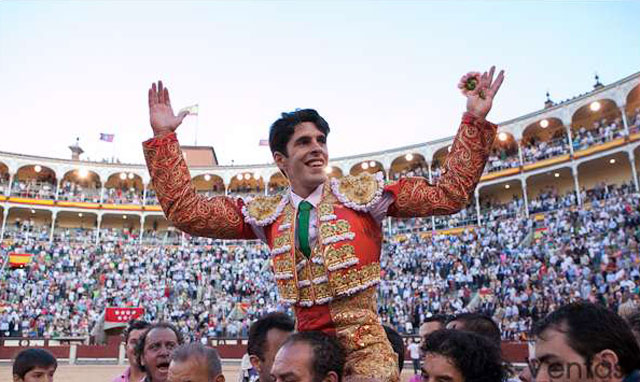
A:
[143,67,504,382]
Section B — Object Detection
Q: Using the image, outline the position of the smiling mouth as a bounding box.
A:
[157,362,170,372]
[305,159,325,168]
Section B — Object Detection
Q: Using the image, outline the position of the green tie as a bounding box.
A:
[297,201,313,258]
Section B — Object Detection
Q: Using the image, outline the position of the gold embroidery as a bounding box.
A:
[273,255,294,275]
[245,194,284,222]
[320,219,353,239]
[276,279,298,301]
[337,173,380,205]
[329,263,381,297]
[273,235,288,249]
[324,245,358,270]
[330,289,399,382]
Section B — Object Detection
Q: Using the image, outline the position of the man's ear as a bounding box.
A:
[323,371,340,382]
[273,152,288,178]
[215,373,226,382]
[592,349,620,380]
[249,354,262,373]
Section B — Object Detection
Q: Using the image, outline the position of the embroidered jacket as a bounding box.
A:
[142,112,496,381]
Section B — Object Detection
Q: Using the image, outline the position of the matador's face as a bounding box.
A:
[275,122,329,196]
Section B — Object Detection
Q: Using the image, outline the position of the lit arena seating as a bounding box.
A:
[1,71,639,341]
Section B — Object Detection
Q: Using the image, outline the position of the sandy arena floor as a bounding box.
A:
[0,363,416,382]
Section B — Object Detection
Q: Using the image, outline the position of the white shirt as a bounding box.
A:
[408,342,421,360]
[251,184,394,249]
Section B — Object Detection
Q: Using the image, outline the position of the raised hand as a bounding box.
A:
[148,81,189,136]
[460,66,505,120]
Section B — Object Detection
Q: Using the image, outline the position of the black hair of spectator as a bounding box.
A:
[269,109,330,157]
[447,313,502,347]
[383,325,405,372]
[532,302,640,376]
[424,314,449,325]
[247,312,295,360]
[281,331,346,382]
[12,348,58,379]
[422,329,506,382]
[627,310,640,344]
[124,319,151,343]
[172,343,222,378]
[135,322,185,372]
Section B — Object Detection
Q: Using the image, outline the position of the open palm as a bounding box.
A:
[466,66,505,120]
[148,81,188,136]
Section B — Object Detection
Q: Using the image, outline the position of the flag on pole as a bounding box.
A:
[8,253,32,267]
[259,139,269,146]
[100,133,115,142]
[180,104,199,116]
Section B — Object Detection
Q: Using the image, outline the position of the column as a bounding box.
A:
[54,179,62,200]
[620,105,630,136]
[6,173,14,196]
[517,143,525,167]
[99,185,105,204]
[572,166,582,206]
[521,177,530,217]
[95,215,102,245]
[142,184,148,206]
[474,188,481,226]
[139,215,145,245]
[49,211,57,243]
[0,208,8,241]
[566,126,575,156]
[427,162,433,183]
[629,151,639,192]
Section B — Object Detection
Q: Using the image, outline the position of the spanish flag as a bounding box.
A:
[8,253,32,267]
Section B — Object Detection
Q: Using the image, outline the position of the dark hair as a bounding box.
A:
[12,348,57,378]
[383,325,405,372]
[135,322,185,372]
[247,312,295,360]
[532,302,640,376]
[447,313,502,347]
[124,319,151,343]
[282,331,346,382]
[422,329,506,382]
[424,315,449,325]
[627,310,640,345]
[269,109,330,156]
[172,343,222,378]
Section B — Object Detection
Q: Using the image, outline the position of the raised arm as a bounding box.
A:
[143,81,256,240]
[386,67,505,218]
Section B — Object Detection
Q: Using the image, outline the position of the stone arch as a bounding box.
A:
[13,164,57,199]
[59,169,102,202]
[389,153,428,180]
[104,172,144,204]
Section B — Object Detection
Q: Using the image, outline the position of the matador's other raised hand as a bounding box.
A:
[459,66,505,121]
[148,81,189,136]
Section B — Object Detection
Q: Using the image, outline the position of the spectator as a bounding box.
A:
[271,331,345,382]
[406,338,421,375]
[114,320,151,382]
[446,313,502,347]
[419,315,448,341]
[247,313,295,382]
[12,348,57,382]
[531,302,640,382]
[136,322,184,382]
[421,329,506,382]
[168,343,224,382]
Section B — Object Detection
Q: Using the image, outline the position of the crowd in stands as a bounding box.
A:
[57,180,102,203]
[572,118,625,151]
[104,187,143,205]
[1,182,639,347]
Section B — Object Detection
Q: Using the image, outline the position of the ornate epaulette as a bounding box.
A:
[330,172,384,212]
[242,193,290,226]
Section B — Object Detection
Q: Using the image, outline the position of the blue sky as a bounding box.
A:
[1,1,639,165]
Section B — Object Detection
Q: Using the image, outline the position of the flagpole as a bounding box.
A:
[195,114,199,146]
